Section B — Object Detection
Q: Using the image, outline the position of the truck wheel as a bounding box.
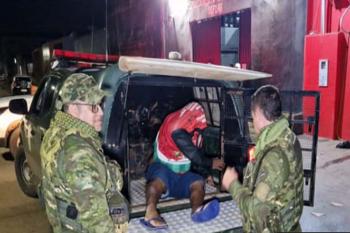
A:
[9,127,21,157]
[14,147,38,198]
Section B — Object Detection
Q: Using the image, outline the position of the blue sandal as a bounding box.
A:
[140,216,168,230]
[191,199,220,223]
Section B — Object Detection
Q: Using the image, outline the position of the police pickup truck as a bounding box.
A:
[10,50,319,232]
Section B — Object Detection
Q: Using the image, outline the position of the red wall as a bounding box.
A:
[191,9,251,67]
[306,0,350,139]
[191,19,221,65]
[342,49,350,139]
[304,33,347,139]
[307,0,350,34]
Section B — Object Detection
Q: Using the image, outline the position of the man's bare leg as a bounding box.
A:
[144,179,167,227]
[190,180,205,214]
[190,180,220,222]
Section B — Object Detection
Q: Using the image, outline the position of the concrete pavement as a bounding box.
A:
[0,148,51,233]
[300,137,350,232]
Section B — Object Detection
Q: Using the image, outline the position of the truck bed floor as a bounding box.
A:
[128,178,242,232]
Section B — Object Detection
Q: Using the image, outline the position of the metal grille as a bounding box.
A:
[128,200,242,233]
[130,178,218,207]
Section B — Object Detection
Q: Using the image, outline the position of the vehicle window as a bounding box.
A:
[30,76,59,116]
[30,78,48,114]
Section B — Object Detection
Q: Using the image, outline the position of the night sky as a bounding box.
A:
[0,0,106,60]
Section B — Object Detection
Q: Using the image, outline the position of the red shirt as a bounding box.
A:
[157,102,207,162]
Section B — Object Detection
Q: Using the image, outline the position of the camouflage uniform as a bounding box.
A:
[228,117,303,233]
[40,74,128,233]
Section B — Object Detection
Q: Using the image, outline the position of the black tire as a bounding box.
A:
[9,127,21,157]
[14,147,38,198]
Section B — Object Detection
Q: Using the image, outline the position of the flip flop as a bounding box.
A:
[191,198,220,223]
[140,216,168,230]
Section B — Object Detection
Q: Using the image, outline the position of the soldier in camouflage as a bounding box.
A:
[40,73,128,233]
[222,85,304,232]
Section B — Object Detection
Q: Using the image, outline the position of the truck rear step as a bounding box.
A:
[128,178,242,232]
[128,199,242,232]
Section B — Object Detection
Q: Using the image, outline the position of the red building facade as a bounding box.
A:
[109,0,306,92]
[304,0,350,139]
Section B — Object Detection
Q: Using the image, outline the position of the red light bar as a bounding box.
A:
[52,49,118,63]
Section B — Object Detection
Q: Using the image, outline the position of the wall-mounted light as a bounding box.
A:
[169,0,189,18]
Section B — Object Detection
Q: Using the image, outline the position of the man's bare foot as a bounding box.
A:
[141,212,168,229]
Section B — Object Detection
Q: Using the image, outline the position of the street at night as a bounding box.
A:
[1,0,350,232]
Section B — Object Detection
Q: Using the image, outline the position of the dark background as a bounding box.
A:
[0,0,105,60]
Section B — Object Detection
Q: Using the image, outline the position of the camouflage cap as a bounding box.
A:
[56,73,106,109]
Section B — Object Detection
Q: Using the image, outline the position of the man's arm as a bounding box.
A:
[172,129,212,173]
[62,139,116,233]
[224,149,289,232]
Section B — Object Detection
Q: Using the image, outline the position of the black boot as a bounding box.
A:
[336,141,350,149]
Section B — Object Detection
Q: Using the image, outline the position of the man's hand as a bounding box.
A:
[206,176,215,187]
[212,158,225,171]
[222,167,238,191]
